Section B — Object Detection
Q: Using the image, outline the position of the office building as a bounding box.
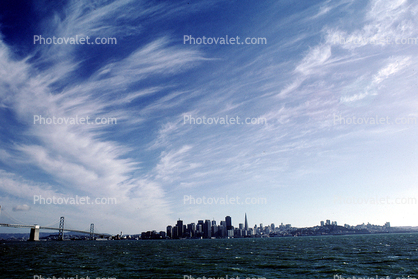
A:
[166,225,172,238]
[225,216,232,230]
[204,220,211,238]
[177,220,184,238]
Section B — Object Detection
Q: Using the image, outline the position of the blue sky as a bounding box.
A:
[0,0,418,234]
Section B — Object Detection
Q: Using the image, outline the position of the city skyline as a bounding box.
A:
[0,209,399,241]
[138,213,395,240]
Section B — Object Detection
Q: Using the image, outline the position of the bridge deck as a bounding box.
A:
[0,223,111,236]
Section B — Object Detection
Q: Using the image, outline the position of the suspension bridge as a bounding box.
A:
[0,206,112,241]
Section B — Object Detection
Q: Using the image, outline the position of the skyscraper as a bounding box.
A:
[204,219,212,238]
[220,221,226,237]
[225,216,232,230]
[244,213,248,231]
[177,219,184,238]
[212,220,218,237]
[166,225,172,238]
[187,223,195,238]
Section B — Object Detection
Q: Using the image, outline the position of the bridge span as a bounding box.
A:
[0,216,111,241]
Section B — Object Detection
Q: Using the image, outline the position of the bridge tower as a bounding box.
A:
[29,225,40,241]
[90,223,94,240]
[58,216,64,241]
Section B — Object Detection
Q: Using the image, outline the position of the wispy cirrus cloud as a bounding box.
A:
[0,0,214,232]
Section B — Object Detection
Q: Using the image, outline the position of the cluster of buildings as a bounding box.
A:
[138,216,394,240]
[140,213,293,239]
[320,220,338,226]
[320,220,391,230]
[344,222,391,232]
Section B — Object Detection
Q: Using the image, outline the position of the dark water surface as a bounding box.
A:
[1,233,418,279]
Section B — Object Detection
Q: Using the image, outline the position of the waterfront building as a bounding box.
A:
[225,216,232,230]
[166,225,172,238]
[204,220,211,238]
[177,220,184,238]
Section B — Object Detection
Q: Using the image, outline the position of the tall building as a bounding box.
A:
[197,220,204,237]
[225,216,232,230]
[326,219,331,226]
[211,220,217,237]
[244,213,248,231]
[220,221,227,237]
[166,225,172,238]
[212,224,218,237]
[172,226,178,239]
[197,223,203,235]
[177,220,184,238]
[187,223,195,237]
[204,220,211,238]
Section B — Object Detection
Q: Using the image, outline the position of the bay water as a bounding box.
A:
[1,233,418,279]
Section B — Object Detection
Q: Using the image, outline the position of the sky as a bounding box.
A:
[0,0,417,235]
